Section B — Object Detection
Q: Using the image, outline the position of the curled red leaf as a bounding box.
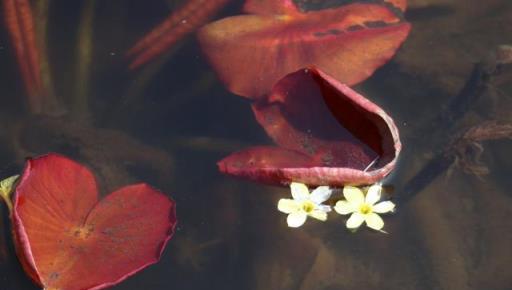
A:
[218,68,401,187]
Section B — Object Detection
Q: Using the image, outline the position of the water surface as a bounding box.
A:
[1,0,512,289]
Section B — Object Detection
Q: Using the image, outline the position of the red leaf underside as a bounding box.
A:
[253,68,383,168]
[218,68,401,186]
[13,154,176,290]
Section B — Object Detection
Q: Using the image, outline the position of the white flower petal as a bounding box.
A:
[343,186,364,205]
[365,213,384,231]
[308,210,328,221]
[287,212,307,228]
[373,201,395,213]
[290,182,310,201]
[316,204,332,213]
[310,186,332,204]
[365,184,382,205]
[278,199,299,214]
[334,200,355,215]
[346,212,365,229]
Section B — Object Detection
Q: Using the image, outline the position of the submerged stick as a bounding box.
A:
[3,0,42,112]
[103,44,181,126]
[397,45,512,204]
[34,0,64,116]
[73,0,96,121]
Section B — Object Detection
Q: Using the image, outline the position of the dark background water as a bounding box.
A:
[0,0,512,289]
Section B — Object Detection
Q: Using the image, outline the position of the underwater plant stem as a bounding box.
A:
[103,42,185,126]
[397,46,511,204]
[73,0,96,122]
[103,52,174,126]
[398,150,455,204]
[412,66,491,154]
[127,0,230,69]
[4,0,41,112]
[35,0,63,116]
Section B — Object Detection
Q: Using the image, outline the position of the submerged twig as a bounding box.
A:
[451,121,512,177]
[103,43,182,126]
[4,0,42,112]
[397,45,512,204]
[35,0,63,115]
[73,0,96,122]
[400,46,512,290]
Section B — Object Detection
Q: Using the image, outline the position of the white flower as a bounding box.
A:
[277,182,333,228]
[334,184,395,232]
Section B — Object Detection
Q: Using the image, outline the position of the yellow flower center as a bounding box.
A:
[359,203,372,215]
[301,201,315,213]
[71,225,94,240]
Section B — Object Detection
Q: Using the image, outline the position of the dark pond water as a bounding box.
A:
[0,0,512,289]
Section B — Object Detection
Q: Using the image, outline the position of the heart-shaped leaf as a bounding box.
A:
[218,67,401,186]
[198,2,410,98]
[12,154,177,290]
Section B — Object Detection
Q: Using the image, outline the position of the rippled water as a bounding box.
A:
[1,0,512,289]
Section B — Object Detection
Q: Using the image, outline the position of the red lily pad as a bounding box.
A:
[12,154,177,290]
[244,0,300,15]
[244,0,407,14]
[218,67,401,186]
[198,2,410,98]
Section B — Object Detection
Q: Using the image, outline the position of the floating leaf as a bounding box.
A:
[12,154,177,290]
[198,2,410,98]
[244,0,407,14]
[243,0,301,15]
[218,68,401,186]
